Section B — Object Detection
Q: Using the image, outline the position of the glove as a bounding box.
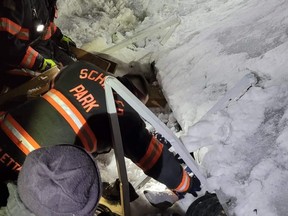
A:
[39,58,57,72]
[59,35,76,51]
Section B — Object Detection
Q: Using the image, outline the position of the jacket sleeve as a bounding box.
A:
[51,25,63,42]
[0,0,42,70]
[120,111,190,192]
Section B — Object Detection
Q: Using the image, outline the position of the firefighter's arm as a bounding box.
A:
[51,26,77,52]
[0,0,44,70]
[119,112,166,174]
[120,113,200,194]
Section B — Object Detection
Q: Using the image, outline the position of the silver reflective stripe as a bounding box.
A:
[176,171,190,192]
[22,48,37,68]
[0,19,19,35]
[46,91,83,129]
[16,30,29,40]
[3,119,36,152]
[45,90,96,152]
[25,52,34,67]
[0,18,29,40]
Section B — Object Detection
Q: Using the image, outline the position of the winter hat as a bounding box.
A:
[17,145,102,216]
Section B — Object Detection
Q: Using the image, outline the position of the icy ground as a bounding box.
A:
[57,0,288,215]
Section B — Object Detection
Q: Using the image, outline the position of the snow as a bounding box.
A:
[56,0,288,215]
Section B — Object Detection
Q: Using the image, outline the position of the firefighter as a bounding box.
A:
[0,61,201,206]
[0,0,76,89]
[0,144,101,216]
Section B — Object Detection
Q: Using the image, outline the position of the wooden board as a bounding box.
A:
[0,67,60,110]
[70,46,117,73]
[97,197,123,216]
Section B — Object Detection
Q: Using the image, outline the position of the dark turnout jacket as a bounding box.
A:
[0,0,63,71]
[0,61,192,194]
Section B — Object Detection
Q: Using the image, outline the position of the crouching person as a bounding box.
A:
[0,61,201,209]
[0,145,101,216]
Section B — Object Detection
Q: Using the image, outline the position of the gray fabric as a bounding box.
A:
[0,208,6,216]
[5,183,35,216]
[18,145,101,216]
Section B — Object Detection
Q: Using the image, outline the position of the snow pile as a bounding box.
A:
[57,0,288,215]
[183,85,288,215]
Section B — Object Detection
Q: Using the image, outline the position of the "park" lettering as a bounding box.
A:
[69,84,100,112]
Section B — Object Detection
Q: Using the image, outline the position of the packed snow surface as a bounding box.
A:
[57,0,288,215]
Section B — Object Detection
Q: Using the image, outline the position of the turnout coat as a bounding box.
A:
[0,0,66,72]
[0,61,192,194]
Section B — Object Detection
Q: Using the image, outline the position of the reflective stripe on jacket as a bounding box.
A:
[43,89,97,153]
[136,136,164,171]
[1,114,41,155]
[0,61,192,193]
[0,0,60,70]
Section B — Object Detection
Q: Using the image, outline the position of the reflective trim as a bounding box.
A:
[20,47,38,69]
[43,89,97,152]
[1,114,40,155]
[0,17,29,40]
[15,28,29,40]
[0,112,6,124]
[137,136,163,171]
[43,22,57,40]
[174,169,191,192]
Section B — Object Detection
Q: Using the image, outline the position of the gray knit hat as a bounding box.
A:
[17,145,101,216]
